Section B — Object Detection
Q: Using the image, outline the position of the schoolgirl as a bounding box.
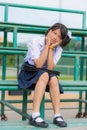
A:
[18,23,71,128]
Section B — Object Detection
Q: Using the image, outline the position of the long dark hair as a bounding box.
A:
[45,23,71,48]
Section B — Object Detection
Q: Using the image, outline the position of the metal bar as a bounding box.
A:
[0,100,29,119]
[40,95,45,119]
[3,32,7,47]
[82,12,86,28]
[2,98,87,103]
[1,56,7,118]
[80,37,85,81]
[0,2,85,14]
[84,91,87,113]
[4,4,8,22]
[22,90,28,120]
[78,91,83,113]
[13,27,17,47]
[74,56,80,80]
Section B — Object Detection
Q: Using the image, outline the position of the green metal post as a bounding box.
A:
[13,27,17,47]
[74,56,79,81]
[80,37,85,80]
[82,11,86,28]
[84,59,87,115]
[86,60,87,80]
[22,89,28,120]
[4,4,8,22]
[1,56,6,116]
[40,95,45,119]
[1,32,8,117]
[4,32,7,47]
[1,3,8,117]
[78,91,83,113]
[79,37,85,115]
[74,56,82,114]
[84,91,87,115]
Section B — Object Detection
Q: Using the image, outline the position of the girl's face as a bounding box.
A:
[50,29,62,45]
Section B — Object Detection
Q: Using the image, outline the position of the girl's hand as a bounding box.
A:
[49,40,62,49]
[53,40,62,47]
[45,30,52,46]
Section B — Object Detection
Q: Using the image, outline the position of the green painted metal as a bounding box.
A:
[0,100,29,119]
[84,91,87,114]
[0,2,85,14]
[1,22,87,36]
[22,90,28,120]
[86,60,87,80]
[74,56,79,80]
[0,80,87,91]
[40,95,45,119]
[78,91,83,113]
[1,47,87,57]
[3,32,7,46]
[0,79,87,120]
[4,4,8,22]
[0,1,87,122]
[0,119,87,130]
[1,55,6,117]
[1,91,5,116]
[82,12,86,28]
[80,37,85,81]
[79,37,85,115]
[13,27,17,47]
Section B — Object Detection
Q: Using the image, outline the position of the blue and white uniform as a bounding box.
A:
[18,36,63,93]
[24,36,63,67]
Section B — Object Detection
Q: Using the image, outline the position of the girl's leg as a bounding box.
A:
[29,72,49,128]
[48,76,67,127]
[48,76,60,114]
[33,72,49,112]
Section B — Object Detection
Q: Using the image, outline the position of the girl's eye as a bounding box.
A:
[54,32,57,35]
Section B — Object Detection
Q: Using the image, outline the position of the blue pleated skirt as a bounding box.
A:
[18,62,64,93]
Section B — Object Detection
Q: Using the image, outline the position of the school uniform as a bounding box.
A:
[18,36,64,93]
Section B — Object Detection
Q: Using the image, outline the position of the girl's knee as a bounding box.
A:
[39,72,49,83]
[49,76,58,86]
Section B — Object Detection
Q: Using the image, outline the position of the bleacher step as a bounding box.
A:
[0,119,87,130]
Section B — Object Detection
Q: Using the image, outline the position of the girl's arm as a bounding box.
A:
[47,48,55,70]
[34,30,52,68]
[34,44,49,68]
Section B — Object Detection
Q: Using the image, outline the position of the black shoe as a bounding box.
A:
[53,116,67,127]
[29,116,48,128]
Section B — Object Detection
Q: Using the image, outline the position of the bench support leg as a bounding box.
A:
[83,91,87,118]
[22,89,28,121]
[76,91,83,118]
[40,95,45,119]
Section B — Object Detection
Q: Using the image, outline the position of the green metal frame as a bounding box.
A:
[0,2,87,120]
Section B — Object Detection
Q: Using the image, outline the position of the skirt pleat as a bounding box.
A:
[18,62,64,93]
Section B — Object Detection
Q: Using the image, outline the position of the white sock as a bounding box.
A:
[32,112,43,122]
[54,114,63,121]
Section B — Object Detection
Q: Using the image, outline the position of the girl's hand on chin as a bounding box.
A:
[52,40,62,48]
[46,30,52,46]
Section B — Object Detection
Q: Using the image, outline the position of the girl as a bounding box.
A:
[18,23,71,128]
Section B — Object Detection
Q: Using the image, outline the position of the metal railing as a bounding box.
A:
[0,2,86,28]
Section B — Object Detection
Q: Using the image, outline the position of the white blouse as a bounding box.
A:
[24,36,63,67]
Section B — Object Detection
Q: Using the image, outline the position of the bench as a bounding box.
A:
[0,46,87,120]
[1,80,87,91]
[0,79,87,120]
[0,20,87,122]
[0,3,87,129]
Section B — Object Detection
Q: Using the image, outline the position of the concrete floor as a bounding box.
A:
[0,92,87,130]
